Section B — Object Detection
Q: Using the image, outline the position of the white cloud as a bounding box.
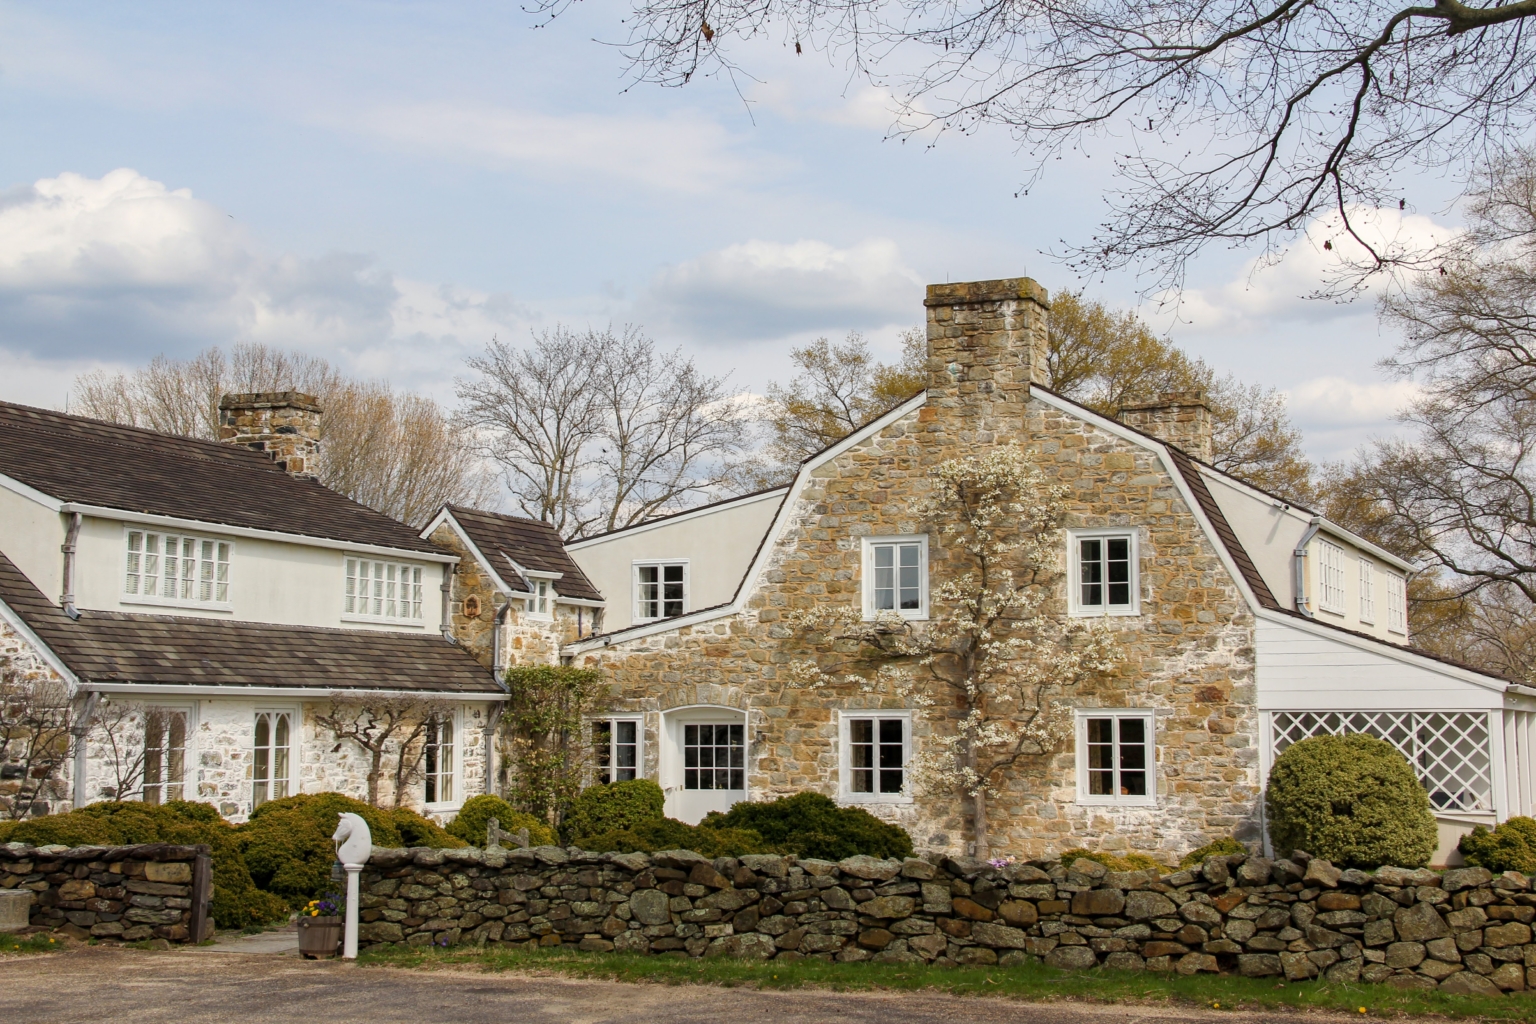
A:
[641,237,924,341]
[1287,376,1421,427]
[0,169,534,404]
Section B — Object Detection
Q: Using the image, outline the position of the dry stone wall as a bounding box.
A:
[360,845,1536,995]
[0,842,212,944]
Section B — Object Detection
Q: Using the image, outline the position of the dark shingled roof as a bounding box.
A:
[442,506,603,602]
[0,551,501,694]
[0,401,440,554]
[1163,446,1283,612]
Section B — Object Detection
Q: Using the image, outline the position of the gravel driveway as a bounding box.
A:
[1,947,1363,1024]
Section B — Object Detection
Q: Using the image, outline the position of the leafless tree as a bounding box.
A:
[457,326,753,538]
[533,0,1536,289]
[0,670,73,819]
[314,696,452,807]
[73,343,495,526]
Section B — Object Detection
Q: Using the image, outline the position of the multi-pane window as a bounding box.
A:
[142,709,187,805]
[1072,531,1136,614]
[1386,573,1408,635]
[1359,558,1376,624]
[683,723,744,791]
[1078,711,1154,804]
[636,563,686,620]
[862,537,927,619]
[252,711,292,809]
[1317,540,1347,614]
[846,716,906,797]
[125,531,230,605]
[527,579,552,620]
[594,718,640,783]
[345,559,423,620]
[424,717,455,804]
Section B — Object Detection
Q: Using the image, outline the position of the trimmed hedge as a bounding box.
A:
[1266,734,1437,868]
[447,795,555,847]
[1061,848,1171,872]
[576,817,772,857]
[704,792,913,861]
[0,801,287,929]
[1179,837,1248,869]
[1459,816,1536,873]
[562,780,665,843]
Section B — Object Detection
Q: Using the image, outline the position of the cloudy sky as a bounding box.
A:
[0,1,1464,464]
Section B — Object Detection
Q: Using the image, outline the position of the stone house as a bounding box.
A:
[0,393,506,820]
[544,277,1536,866]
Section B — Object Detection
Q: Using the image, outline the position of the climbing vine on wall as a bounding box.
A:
[502,664,609,830]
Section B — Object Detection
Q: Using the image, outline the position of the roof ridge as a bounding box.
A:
[0,400,277,468]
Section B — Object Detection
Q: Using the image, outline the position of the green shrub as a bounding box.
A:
[561,780,665,843]
[577,817,773,857]
[0,801,286,929]
[1060,848,1172,872]
[1459,817,1536,873]
[446,795,555,847]
[238,793,461,909]
[704,792,913,861]
[1179,837,1249,869]
[1266,734,1437,868]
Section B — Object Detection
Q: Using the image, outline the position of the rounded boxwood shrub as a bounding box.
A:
[447,795,555,847]
[1459,817,1536,873]
[0,801,287,929]
[390,808,468,849]
[1266,734,1437,868]
[704,792,913,861]
[561,780,665,843]
[577,817,771,857]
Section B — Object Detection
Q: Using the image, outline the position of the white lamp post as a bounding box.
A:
[331,812,372,960]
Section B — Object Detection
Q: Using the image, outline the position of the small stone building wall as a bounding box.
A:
[0,841,212,944]
[0,617,71,817]
[359,845,1534,995]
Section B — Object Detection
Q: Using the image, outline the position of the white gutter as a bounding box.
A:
[77,682,503,701]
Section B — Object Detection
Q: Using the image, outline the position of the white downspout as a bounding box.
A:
[60,512,82,620]
[70,691,100,809]
[1293,517,1322,617]
[440,564,456,643]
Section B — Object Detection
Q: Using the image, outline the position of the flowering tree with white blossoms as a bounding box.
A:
[789,445,1123,859]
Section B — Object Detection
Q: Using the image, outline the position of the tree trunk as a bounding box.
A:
[972,788,990,861]
[366,748,384,806]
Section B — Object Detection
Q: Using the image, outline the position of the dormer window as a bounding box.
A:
[344,558,423,622]
[526,579,553,621]
[124,529,231,608]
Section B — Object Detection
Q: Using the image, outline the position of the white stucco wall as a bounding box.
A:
[0,484,64,601]
[566,488,785,632]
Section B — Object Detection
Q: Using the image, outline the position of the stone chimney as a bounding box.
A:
[1117,390,1213,462]
[923,277,1050,441]
[218,392,322,478]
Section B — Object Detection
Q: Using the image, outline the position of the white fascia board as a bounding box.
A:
[564,487,790,551]
[425,510,519,594]
[555,596,606,609]
[0,472,64,512]
[0,597,80,687]
[1254,606,1510,694]
[60,503,458,564]
[1313,519,1417,574]
[565,394,927,655]
[79,682,501,701]
[1029,388,1269,617]
[524,569,564,580]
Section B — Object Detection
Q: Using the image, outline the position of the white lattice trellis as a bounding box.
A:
[1271,711,1492,811]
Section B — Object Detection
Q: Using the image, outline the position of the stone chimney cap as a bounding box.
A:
[218,391,322,413]
[1118,389,1209,413]
[925,277,1049,309]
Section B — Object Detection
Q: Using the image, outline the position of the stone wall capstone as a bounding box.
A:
[360,845,1536,995]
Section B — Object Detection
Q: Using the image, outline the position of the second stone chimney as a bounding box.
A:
[923,277,1050,441]
[218,392,322,478]
[1117,390,1213,462]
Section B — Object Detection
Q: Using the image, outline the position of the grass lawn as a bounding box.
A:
[0,932,67,954]
[359,945,1536,1020]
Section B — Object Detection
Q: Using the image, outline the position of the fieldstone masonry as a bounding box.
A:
[0,841,212,944]
[357,845,1536,994]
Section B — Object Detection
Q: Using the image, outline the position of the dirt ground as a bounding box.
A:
[0,947,1368,1024]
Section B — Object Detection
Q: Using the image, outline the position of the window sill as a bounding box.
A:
[840,793,914,806]
[859,612,929,623]
[1067,607,1140,618]
[1075,796,1158,807]
[341,614,426,627]
[422,802,462,815]
[122,596,233,613]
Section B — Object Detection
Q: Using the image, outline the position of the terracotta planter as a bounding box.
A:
[297,916,342,959]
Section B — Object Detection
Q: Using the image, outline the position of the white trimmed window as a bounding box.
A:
[840,712,911,802]
[424,715,455,806]
[252,710,292,809]
[124,530,231,607]
[345,558,423,621]
[142,708,189,805]
[1069,530,1138,616]
[1359,558,1376,624]
[1075,710,1155,805]
[1386,573,1408,635]
[526,579,553,621]
[594,717,642,783]
[861,536,928,620]
[1317,539,1347,615]
[635,561,687,621]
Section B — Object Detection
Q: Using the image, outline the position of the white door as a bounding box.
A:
[662,708,746,823]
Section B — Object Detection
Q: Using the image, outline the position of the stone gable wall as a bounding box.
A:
[0,616,71,817]
[357,845,1533,995]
